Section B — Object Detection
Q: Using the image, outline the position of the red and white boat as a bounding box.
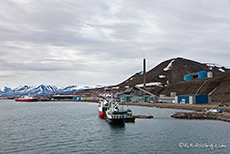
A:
[15,96,38,102]
[105,102,127,124]
[98,98,109,119]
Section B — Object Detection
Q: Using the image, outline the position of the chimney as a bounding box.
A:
[143,58,146,89]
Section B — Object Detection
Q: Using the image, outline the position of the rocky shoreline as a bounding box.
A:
[119,102,230,123]
[171,112,230,122]
[119,102,230,112]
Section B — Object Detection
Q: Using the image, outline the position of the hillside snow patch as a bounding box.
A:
[219,68,225,72]
[136,82,162,87]
[159,75,166,78]
[163,59,175,71]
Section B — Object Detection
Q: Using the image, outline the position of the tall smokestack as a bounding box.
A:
[143,58,146,89]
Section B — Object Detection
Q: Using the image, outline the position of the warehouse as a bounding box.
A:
[175,94,211,104]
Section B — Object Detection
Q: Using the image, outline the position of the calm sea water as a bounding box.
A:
[0,100,229,154]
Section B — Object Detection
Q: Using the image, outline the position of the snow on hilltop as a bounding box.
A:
[117,57,230,89]
[206,63,226,72]
[163,59,175,71]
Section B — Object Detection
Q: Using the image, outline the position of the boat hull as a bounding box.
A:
[106,118,124,124]
[15,99,38,102]
[98,110,107,119]
[106,111,126,124]
[98,98,108,119]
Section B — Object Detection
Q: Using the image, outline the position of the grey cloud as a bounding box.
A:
[0,0,230,87]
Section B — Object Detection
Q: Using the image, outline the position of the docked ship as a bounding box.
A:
[106,102,127,124]
[98,98,109,119]
[15,96,38,102]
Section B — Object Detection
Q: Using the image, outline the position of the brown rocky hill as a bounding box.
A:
[157,72,230,103]
[117,57,228,89]
[115,57,230,102]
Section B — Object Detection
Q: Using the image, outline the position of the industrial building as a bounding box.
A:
[116,85,158,103]
[175,94,211,104]
[158,92,177,103]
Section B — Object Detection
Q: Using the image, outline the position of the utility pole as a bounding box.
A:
[143,58,146,89]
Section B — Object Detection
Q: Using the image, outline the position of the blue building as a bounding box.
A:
[184,74,192,82]
[198,71,207,79]
[175,94,211,104]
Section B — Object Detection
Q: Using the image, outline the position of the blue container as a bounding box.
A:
[184,75,192,81]
[218,109,222,113]
[198,71,207,79]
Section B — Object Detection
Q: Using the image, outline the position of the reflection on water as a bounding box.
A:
[109,122,126,129]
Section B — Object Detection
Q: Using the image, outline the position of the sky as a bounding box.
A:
[0,0,230,88]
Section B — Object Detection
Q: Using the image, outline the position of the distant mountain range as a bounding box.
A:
[0,85,94,97]
[1,57,230,100]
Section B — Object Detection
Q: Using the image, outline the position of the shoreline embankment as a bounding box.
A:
[171,112,230,122]
[119,102,230,123]
[37,100,230,123]
[119,102,230,112]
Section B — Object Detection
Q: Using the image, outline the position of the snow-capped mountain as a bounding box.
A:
[0,84,91,97]
[58,85,80,94]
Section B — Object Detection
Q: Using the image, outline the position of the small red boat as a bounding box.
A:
[15,96,38,102]
[98,98,109,119]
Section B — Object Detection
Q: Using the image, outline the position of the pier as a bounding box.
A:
[133,115,153,119]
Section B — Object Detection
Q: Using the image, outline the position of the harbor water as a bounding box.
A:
[0,100,229,154]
